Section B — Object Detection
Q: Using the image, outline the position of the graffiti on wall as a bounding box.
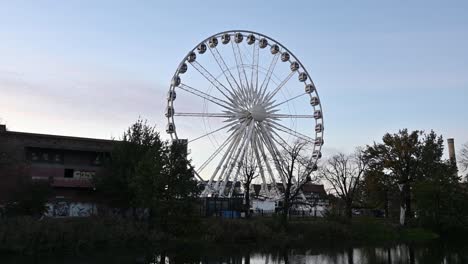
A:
[45,202,97,217]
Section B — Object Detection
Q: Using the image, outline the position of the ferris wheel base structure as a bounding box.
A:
[165,30,324,200]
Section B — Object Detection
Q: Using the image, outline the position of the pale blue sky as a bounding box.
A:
[1,0,467,160]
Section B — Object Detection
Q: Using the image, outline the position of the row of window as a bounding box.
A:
[26,148,105,166]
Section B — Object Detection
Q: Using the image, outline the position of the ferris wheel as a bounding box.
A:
[165,30,324,199]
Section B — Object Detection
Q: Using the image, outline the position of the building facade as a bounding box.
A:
[0,125,113,216]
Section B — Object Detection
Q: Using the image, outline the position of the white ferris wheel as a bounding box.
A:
[165,30,324,199]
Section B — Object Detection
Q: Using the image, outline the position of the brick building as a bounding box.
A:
[0,124,113,216]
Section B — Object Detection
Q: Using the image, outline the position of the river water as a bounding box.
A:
[2,241,467,263]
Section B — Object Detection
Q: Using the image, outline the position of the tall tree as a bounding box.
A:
[133,139,200,231]
[95,118,199,232]
[94,119,162,215]
[365,129,421,226]
[364,129,454,226]
[319,149,368,218]
[362,165,398,218]
[412,132,467,231]
[413,160,464,232]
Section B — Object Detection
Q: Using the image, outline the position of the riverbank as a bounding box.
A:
[0,216,440,255]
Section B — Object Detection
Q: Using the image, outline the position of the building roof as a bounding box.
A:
[0,125,114,152]
[0,127,114,143]
[301,183,327,196]
[252,182,327,197]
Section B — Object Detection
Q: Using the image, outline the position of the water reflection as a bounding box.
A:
[2,242,467,263]
[147,243,468,264]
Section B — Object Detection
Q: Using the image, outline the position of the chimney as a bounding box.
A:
[0,124,6,132]
[447,138,456,164]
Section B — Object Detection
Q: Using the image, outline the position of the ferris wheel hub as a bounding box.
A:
[249,104,268,122]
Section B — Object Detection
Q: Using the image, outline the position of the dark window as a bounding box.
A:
[64,169,74,178]
[92,155,102,166]
[27,148,63,164]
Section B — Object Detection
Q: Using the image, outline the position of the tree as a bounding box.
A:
[275,140,317,226]
[132,139,200,232]
[240,149,257,218]
[319,149,368,218]
[362,165,398,218]
[95,119,200,232]
[94,119,162,216]
[413,160,466,232]
[364,129,456,226]
[412,132,468,232]
[365,129,421,226]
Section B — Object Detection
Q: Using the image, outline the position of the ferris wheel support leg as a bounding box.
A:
[212,126,246,196]
[251,131,277,196]
[204,130,243,196]
[218,122,254,196]
[252,136,269,196]
[258,125,288,188]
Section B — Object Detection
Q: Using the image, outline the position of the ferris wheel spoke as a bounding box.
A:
[258,53,280,103]
[265,71,295,102]
[268,125,313,170]
[270,114,315,119]
[251,41,260,93]
[268,120,315,143]
[178,83,235,111]
[267,127,316,181]
[267,126,293,152]
[231,42,249,91]
[269,93,307,109]
[174,112,234,118]
[189,123,233,143]
[190,61,236,101]
[198,128,237,173]
[209,47,242,96]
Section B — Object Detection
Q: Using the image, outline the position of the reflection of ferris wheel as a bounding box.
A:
[165,30,324,198]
